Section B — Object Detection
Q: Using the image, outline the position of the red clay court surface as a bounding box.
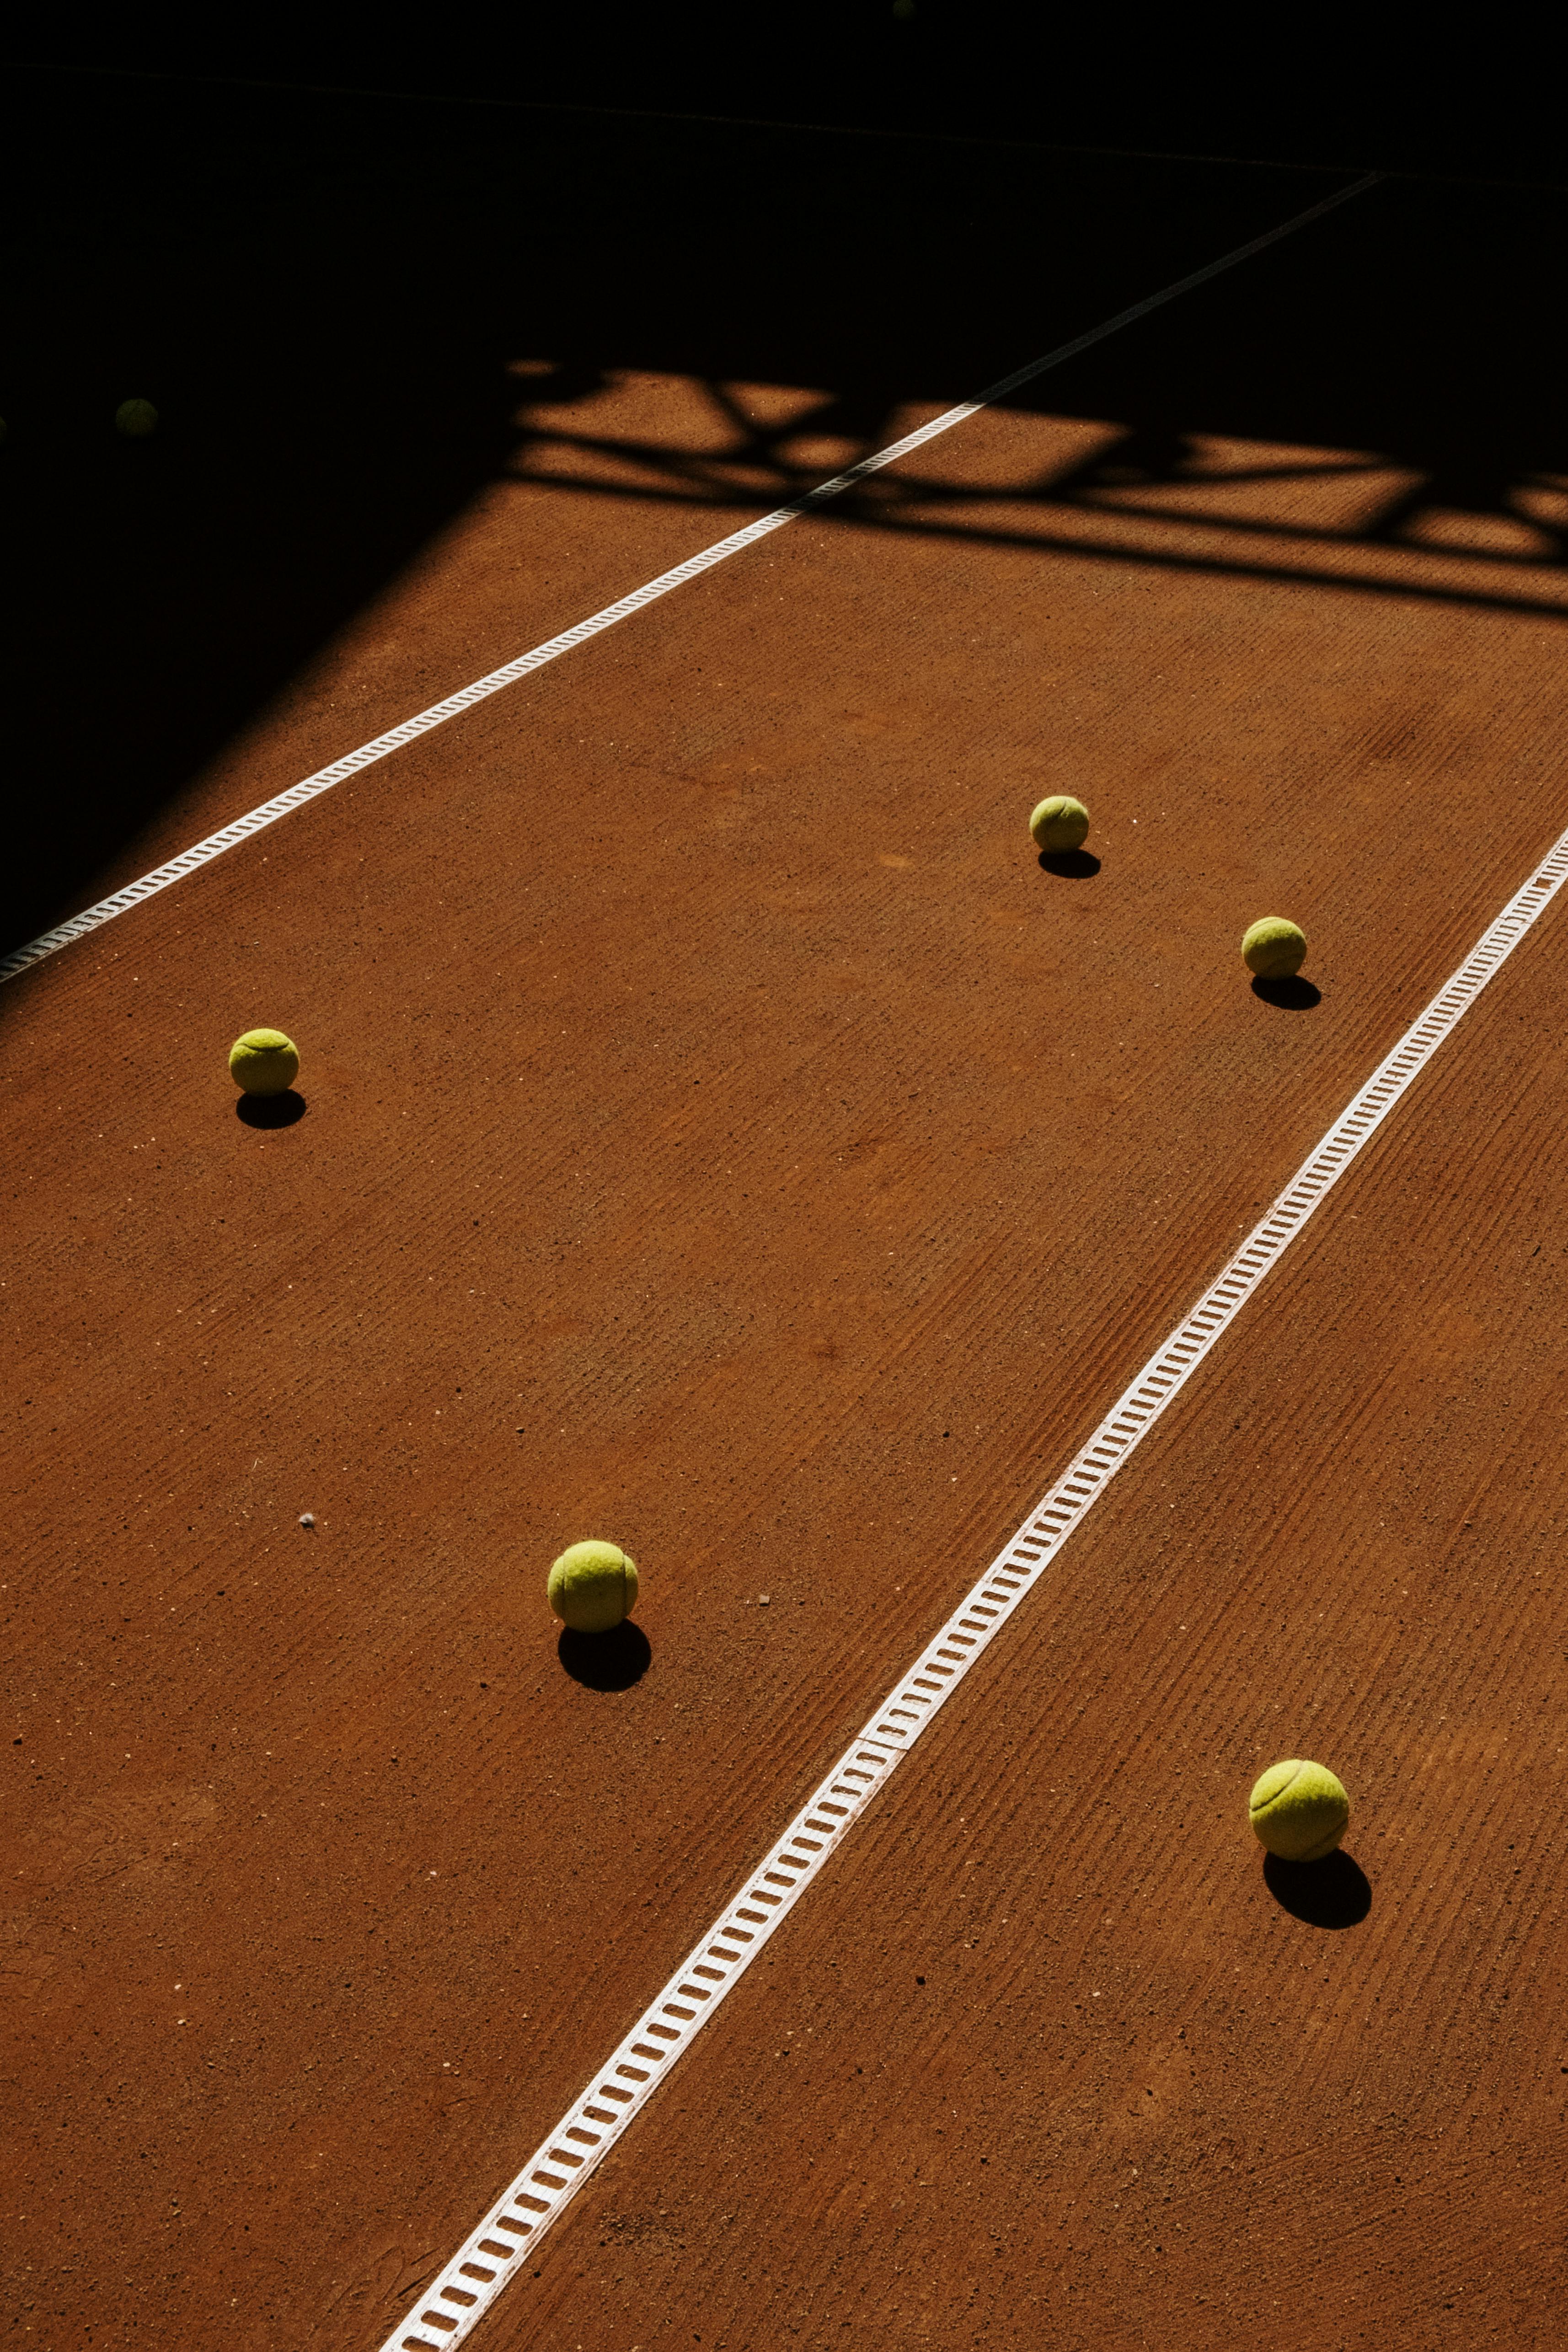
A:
[5,145,1568,2352]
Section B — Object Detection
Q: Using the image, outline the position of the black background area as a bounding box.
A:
[16,5,1568,180]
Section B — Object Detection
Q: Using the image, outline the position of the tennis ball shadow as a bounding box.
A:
[557,1620,652,1691]
[235,1089,307,1128]
[1251,975,1321,1010]
[1038,849,1101,878]
[1263,1848,1371,1928]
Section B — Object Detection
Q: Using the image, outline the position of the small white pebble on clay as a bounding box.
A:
[759,1594,770,1605]
[299,1512,315,1529]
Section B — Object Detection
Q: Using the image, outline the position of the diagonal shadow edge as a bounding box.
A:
[0,170,1381,988]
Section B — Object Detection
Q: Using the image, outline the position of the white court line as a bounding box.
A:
[0,171,1380,990]
[381,839,1568,2352]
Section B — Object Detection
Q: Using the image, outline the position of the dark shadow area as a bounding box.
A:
[557,1620,651,1691]
[1251,975,1322,1010]
[1039,850,1101,879]
[17,7,1568,182]
[4,58,1568,959]
[1263,1848,1372,1928]
[235,1088,306,1127]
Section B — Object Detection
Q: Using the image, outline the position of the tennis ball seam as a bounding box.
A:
[1249,1758,1306,1816]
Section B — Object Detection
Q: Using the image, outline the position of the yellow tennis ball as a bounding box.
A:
[1242,916,1306,979]
[228,1029,300,1095]
[548,1540,639,1633]
[1249,1758,1349,1861]
[115,398,160,437]
[1029,794,1090,854]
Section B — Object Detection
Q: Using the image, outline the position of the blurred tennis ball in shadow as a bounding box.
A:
[1029,795,1090,854]
[229,1029,300,1095]
[115,398,159,437]
[1249,1758,1349,1860]
[549,1540,639,1633]
[1242,916,1307,978]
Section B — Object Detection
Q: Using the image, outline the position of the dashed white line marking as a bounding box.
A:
[382,824,1568,2352]
[1,172,1379,990]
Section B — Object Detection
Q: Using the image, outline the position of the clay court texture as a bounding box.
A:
[5,70,1568,2352]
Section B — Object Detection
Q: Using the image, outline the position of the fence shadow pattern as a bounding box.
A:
[505,367,1568,623]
